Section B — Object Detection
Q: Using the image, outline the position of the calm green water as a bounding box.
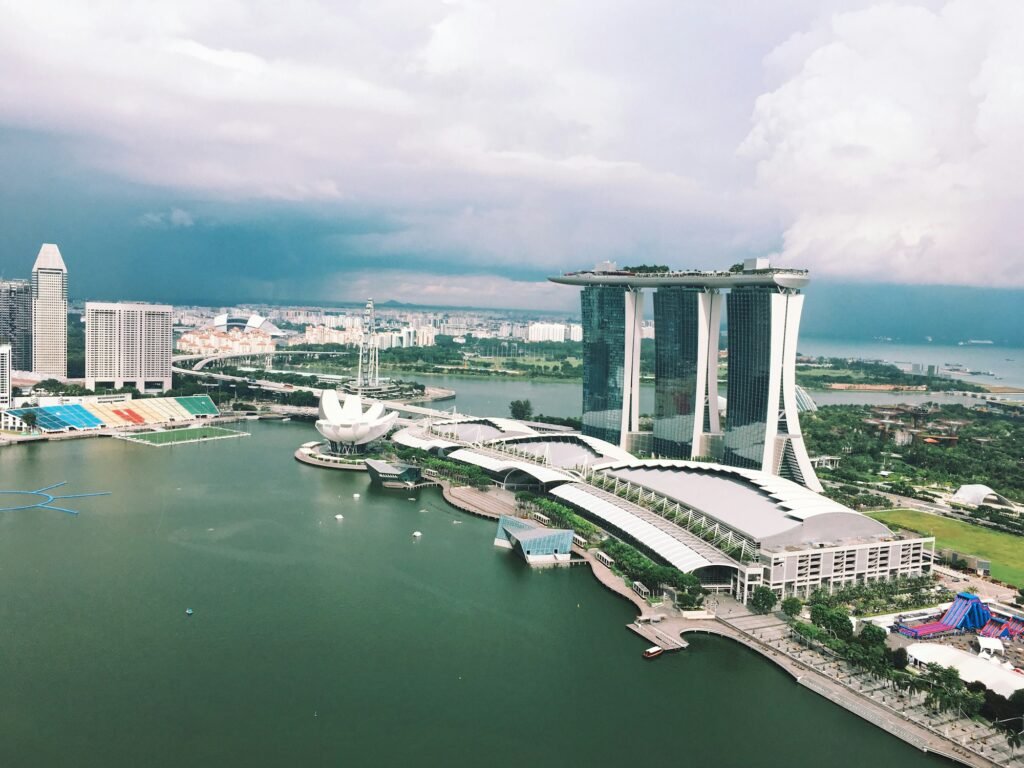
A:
[0,422,946,767]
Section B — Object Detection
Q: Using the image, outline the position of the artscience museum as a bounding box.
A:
[315,389,397,454]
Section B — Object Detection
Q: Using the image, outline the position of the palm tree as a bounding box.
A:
[1005,729,1021,759]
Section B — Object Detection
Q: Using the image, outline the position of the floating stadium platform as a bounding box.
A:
[3,395,219,433]
[898,593,992,639]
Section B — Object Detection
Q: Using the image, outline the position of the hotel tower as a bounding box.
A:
[550,258,821,492]
[31,243,68,378]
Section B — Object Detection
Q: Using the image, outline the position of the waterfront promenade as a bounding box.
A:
[434,481,1021,766]
[639,604,1021,768]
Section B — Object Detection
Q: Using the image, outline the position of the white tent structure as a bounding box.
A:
[907,643,1024,698]
[952,484,1012,507]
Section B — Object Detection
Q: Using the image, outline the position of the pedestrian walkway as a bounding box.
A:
[442,484,517,520]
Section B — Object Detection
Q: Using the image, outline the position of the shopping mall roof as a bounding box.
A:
[550,483,737,572]
[390,426,462,452]
[493,433,633,470]
[598,460,892,549]
[447,448,573,485]
[431,418,537,443]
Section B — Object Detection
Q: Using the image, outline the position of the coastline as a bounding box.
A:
[438,481,1012,768]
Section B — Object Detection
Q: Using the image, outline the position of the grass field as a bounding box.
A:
[867,508,1024,587]
[129,426,247,446]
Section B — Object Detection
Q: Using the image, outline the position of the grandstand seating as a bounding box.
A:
[5,395,220,433]
[176,396,219,416]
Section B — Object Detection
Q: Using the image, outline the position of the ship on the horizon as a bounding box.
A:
[959,339,995,345]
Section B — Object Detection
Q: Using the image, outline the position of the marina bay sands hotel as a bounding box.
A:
[549,258,822,493]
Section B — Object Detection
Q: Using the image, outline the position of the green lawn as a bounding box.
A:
[867,508,1024,587]
[130,426,246,446]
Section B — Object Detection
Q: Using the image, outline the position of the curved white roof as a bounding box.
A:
[211,313,285,337]
[391,426,461,452]
[491,433,634,469]
[600,460,891,546]
[447,448,572,485]
[431,417,537,443]
[953,484,1011,507]
[551,484,736,573]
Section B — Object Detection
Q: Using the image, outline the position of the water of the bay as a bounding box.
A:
[0,422,946,767]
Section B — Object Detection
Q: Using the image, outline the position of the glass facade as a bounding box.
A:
[581,285,627,445]
[653,287,701,458]
[0,279,32,370]
[723,287,773,469]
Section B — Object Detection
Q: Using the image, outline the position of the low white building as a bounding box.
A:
[907,643,1024,699]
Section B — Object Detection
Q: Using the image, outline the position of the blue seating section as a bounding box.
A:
[7,396,220,433]
[9,404,105,432]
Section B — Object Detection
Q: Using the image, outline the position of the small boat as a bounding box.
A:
[185,608,194,617]
[643,645,663,659]
[412,531,423,538]
[353,493,360,499]
[335,514,344,521]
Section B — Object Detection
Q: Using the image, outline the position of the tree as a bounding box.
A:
[749,585,778,614]
[891,646,909,670]
[509,399,533,421]
[858,623,888,648]
[781,596,802,619]
[20,410,37,430]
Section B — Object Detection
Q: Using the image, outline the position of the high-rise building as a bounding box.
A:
[652,287,721,458]
[0,278,32,370]
[580,285,642,448]
[0,343,11,409]
[527,322,567,343]
[723,286,818,489]
[31,243,68,378]
[85,302,173,392]
[551,259,821,491]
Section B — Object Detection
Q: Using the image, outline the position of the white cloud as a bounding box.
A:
[742,0,1024,286]
[2,0,1021,291]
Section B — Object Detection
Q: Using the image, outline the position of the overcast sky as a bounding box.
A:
[0,0,1021,309]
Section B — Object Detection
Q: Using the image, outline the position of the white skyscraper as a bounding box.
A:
[85,302,173,392]
[0,343,11,409]
[31,243,68,378]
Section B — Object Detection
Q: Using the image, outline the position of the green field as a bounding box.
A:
[867,508,1024,587]
[129,426,247,446]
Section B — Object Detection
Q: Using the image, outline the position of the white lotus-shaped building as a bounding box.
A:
[315,390,398,453]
